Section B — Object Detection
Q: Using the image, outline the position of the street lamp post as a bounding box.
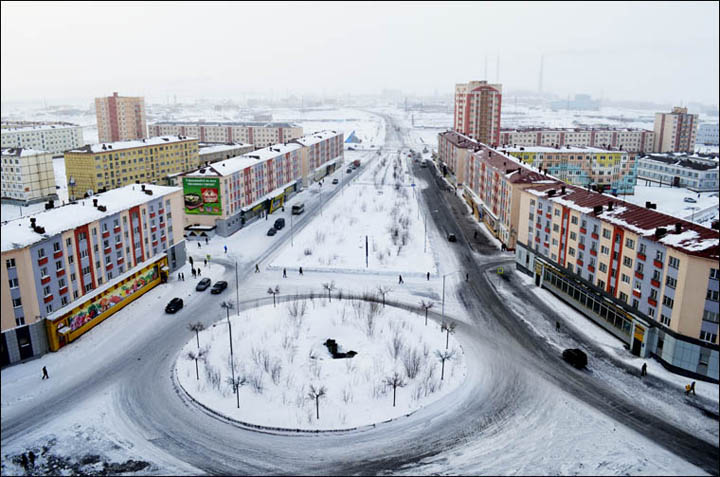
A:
[442,270,464,322]
[235,261,240,316]
[290,212,294,247]
[220,301,236,393]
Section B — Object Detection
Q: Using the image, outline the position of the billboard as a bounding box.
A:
[183,177,222,215]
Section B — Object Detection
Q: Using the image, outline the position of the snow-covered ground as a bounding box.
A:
[176,299,466,430]
[624,184,719,225]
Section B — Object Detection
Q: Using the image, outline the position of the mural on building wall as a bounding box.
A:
[61,266,159,332]
[183,177,222,215]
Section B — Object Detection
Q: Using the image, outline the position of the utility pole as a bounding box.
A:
[235,261,240,316]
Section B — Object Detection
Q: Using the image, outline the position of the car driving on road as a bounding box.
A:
[195,278,211,291]
[267,227,277,236]
[562,348,588,369]
[211,281,228,294]
[165,297,183,314]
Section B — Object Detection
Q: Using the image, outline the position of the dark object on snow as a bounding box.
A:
[210,281,228,294]
[165,297,183,314]
[196,278,211,291]
[267,227,277,236]
[41,366,49,380]
[447,233,457,242]
[20,453,28,470]
[324,339,357,359]
[28,451,35,467]
[562,348,587,369]
[641,362,647,377]
[274,218,285,230]
[556,321,561,332]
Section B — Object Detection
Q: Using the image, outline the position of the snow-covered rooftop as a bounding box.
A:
[151,121,299,128]
[198,143,252,155]
[291,130,342,146]
[502,145,625,154]
[67,136,196,154]
[1,184,179,252]
[1,124,82,133]
[501,127,652,133]
[1,147,50,157]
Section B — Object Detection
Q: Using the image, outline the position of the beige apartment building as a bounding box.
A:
[653,106,698,154]
[500,128,654,154]
[64,136,199,197]
[95,92,148,142]
[1,148,58,204]
[453,80,502,146]
[148,121,303,148]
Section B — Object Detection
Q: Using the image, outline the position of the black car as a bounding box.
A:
[274,218,285,230]
[267,227,277,236]
[332,178,339,185]
[211,281,228,294]
[165,297,183,314]
[562,348,588,369]
[346,168,353,173]
[447,233,457,242]
[195,278,211,291]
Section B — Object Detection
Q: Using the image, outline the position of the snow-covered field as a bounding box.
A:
[176,299,467,430]
[625,184,719,225]
[271,150,437,274]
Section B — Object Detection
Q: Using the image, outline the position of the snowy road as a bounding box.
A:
[2,110,717,475]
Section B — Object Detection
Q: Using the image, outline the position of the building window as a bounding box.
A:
[6,258,16,269]
[571,216,578,225]
[15,316,25,326]
[619,291,628,303]
[621,274,630,284]
[666,276,677,288]
[37,248,45,258]
[706,290,719,302]
[12,297,22,308]
[699,330,717,344]
[650,289,658,300]
[623,257,632,267]
[648,307,655,318]
[655,251,664,262]
[625,238,635,249]
[602,228,611,239]
[668,257,680,269]
[599,263,608,273]
[601,245,610,255]
[662,296,674,308]
[711,268,720,280]
[53,242,61,252]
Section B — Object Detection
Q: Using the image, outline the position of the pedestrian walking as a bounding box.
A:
[204,258,208,267]
[255,264,260,273]
[474,230,478,239]
[192,268,196,278]
[178,273,181,281]
[198,242,201,248]
[399,275,404,284]
[224,245,227,254]
[197,268,201,276]
[189,256,194,267]
[205,237,208,245]
[41,366,49,380]
[28,451,35,468]
[556,321,561,332]
[20,453,28,471]
[641,362,647,377]
[181,273,185,281]
[686,381,696,395]
[427,272,430,281]
[465,273,469,282]
[283,268,287,278]
[299,266,303,275]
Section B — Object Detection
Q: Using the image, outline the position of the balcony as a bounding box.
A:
[150,212,156,218]
[104,247,111,255]
[159,222,166,228]
[114,225,121,233]
[117,258,124,265]
[591,232,599,240]
[158,209,164,215]
[633,289,642,298]
[543,242,549,248]
[635,271,644,279]
[651,279,660,288]
[653,259,663,268]
[44,294,54,303]
[38,256,48,266]
[590,249,597,256]
[588,265,595,273]
[546,213,552,219]
[580,227,587,234]
[56,269,65,277]
[161,235,167,241]
[535,236,541,243]
[41,275,51,285]
[536,223,541,229]
[577,259,584,266]
[537,208,543,215]
[545,227,550,233]
[53,250,63,259]
[59,286,68,295]
[637,253,646,261]
[116,242,123,249]
[578,243,585,250]
[647,297,657,307]
[102,231,110,239]
[106,263,113,271]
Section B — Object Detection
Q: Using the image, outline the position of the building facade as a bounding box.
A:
[502,146,636,194]
[636,154,719,192]
[95,92,148,142]
[1,148,58,204]
[453,80,502,146]
[199,142,255,165]
[515,183,719,381]
[181,131,343,237]
[500,128,654,154]
[1,124,84,154]
[1,184,187,366]
[64,136,199,197]
[148,122,303,148]
[436,130,477,186]
[653,107,699,154]
[697,123,719,146]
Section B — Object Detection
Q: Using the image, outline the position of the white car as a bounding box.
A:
[683,197,697,203]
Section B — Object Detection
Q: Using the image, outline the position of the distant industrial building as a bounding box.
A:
[653,107,698,154]
[697,123,719,146]
[1,148,58,204]
[1,124,84,154]
[147,121,303,148]
[95,92,148,143]
[636,153,719,192]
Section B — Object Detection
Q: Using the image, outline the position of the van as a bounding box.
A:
[292,203,305,215]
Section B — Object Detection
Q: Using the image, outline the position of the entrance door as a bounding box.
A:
[16,326,34,360]
[631,324,645,356]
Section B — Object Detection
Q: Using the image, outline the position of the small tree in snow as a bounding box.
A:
[186,348,207,380]
[226,374,248,409]
[322,282,336,303]
[267,285,280,307]
[187,321,205,349]
[376,285,392,307]
[441,321,457,349]
[307,384,327,420]
[420,300,434,326]
[435,349,456,380]
[383,371,407,407]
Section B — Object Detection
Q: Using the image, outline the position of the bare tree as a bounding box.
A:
[322,281,336,303]
[307,384,327,419]
[383,371,407,407]
[267,285,280,307]
[187,321,205,349]
[376,285,392,307]
[419,300,434,326]
[435,349,456,380]
[402,347,423,379]
[186,348,207,380]
[441,321,457,349]
[388,332,404,360]
[226,374,247,408]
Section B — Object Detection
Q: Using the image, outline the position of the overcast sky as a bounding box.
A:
[1,1,718,105]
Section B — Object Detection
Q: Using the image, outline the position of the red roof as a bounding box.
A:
[439,130,483,149]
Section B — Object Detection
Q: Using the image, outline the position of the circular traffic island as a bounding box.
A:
[175,296,467,431]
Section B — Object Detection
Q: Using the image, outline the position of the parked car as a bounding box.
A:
[274,218,285,230]
[447,233,457,242]
[267,227,277,236]
[195,278,211,291]
[211,281,228,294]
[165,297,183,314]
[683,197,697,203]
[292,203,304,215]
[346,168,353,173]
[332,178,339,185]
[562,348,588,369]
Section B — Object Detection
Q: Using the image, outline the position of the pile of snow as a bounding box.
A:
[176,298,466,430]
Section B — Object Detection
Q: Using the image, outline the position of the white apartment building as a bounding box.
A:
[1,124,84,154]
[148,122,303,148]
[500,128,654,154]
[1,148,58,204]
[636,153,719,192]
[697,123,719,146]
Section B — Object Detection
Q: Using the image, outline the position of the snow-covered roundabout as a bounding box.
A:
[175,296,467,431]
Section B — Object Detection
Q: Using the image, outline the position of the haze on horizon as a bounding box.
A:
[1,1,718,106]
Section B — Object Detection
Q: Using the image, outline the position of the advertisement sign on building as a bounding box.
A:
[182,177,222,215]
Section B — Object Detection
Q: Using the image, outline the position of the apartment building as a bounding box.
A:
[181,131,343,237]
[436,130,478,186]
[502,145,636,194]
[0,184,187,365]
[1,148,58,204]
[64,136,199,197]
[697,123,719,146]
[199,142,254,164]
[148,121,303,148]
[453,80,502,146]
[1,124,84,154]
[500,128,654,154]
[515,183,719,381]
[653,107,698,154]
[95,92,148,142]
[637,153,719,192]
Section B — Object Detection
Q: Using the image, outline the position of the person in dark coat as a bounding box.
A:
[205,237,208,245]
[192,268,196,278]
[556,321,561,332]
[283,268,287,278]
[465,273,469,282]
[299,267,303,275]
[255,264,260,273]
[641,362,647,377]
[198,242,201,248]
[426,272,430,281]
[197,268,201,276]
[20,453,28,471]
[41,366,49,380]
[398,275,404,284]
[224,245,228,254]
[474,230,478,239]
[189,256,194,267]
[204,258,208,267]
[28,451,35,467]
